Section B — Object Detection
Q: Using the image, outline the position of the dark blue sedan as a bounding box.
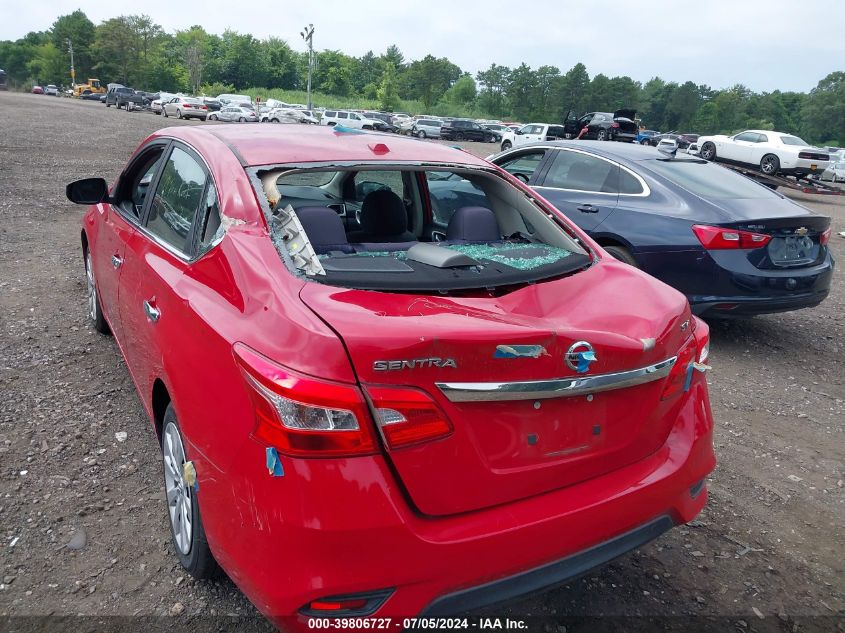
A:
[428,141,833,317]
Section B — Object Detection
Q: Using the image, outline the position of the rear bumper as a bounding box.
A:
[421,515,675,615]
[612,130,638,142]
[636,248,834,317]
[194,376,715,626]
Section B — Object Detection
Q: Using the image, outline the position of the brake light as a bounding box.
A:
[365,385,453,449]
[233,343,377,457]
[184,104,192,108]
[661,317,710,400]
[820,228,831,246]
[692,224,772,249]
[660,337,696,400]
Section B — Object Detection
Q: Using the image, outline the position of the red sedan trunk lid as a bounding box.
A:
[300,261,692,516]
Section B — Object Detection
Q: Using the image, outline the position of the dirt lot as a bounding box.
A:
[0,92,843,632]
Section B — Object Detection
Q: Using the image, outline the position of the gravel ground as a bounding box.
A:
[1,92,843,632]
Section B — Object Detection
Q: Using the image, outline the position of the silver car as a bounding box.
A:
[162,96,208,120]
[411,118,444,139]
[209,106,259,123]
[820,160,845,183]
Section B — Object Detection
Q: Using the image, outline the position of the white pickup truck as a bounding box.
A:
[499,123,568,151]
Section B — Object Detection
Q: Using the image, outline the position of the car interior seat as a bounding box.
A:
[348,189,416,243]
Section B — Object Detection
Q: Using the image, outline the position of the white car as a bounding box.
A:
[162,96,208,120]
[260,108,300,124]
[319,110,380,130]
[697,130,831,178]
[499,123,567,151]
[44,84,58,96]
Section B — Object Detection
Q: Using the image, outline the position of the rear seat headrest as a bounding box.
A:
[446,206,501,243]
[295,206,354,254]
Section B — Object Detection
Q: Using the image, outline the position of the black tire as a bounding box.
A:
[640,139,650,145]
[417,129,426,139]
[239,117,245,122]
[163,109,168,118]
[501,140,512,151]
[700,142,716,161]
[84,247,110,334]
[161,405,219,579]
[177,109,183,119]
[603,245,638,267]
[209,114,217,121]
[760,154,780,176]
[455,133,465,141]
[596,129,608,141]
[106,103,111,108]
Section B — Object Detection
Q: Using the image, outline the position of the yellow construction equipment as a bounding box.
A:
[73,79,105,97]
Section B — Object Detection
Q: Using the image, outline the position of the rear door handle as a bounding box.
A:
[577,204,599,213]
[143,300,160,323]
[112,254,123,268]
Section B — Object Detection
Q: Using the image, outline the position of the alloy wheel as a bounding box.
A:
[163,421,193,556]
[85,251,97,321]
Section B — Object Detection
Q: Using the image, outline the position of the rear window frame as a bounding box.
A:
[245,161,596,289]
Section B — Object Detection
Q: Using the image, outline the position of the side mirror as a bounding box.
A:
[66,178,110,205]
[515,130,523,135]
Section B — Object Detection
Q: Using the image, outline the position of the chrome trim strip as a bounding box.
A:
[436,356,677,402]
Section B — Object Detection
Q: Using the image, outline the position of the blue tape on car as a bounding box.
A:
[332,124,364,135]
[684,362,712,391]
[265,447,284,477]
[684,363,695,392]
[576,350,597,373]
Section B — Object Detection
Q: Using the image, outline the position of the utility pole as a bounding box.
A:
[67,39,75,89]
[300,24,315,111]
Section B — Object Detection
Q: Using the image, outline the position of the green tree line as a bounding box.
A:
[1,10,843,144]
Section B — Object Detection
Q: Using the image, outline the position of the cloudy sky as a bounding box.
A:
[1,0,840,93]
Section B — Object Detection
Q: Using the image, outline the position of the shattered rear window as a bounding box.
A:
[254,165,591,294]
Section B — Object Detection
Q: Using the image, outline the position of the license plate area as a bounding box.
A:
[768,235,818,267]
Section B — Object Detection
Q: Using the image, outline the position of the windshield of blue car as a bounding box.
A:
[779,135,809,146]
[645,159,781,199]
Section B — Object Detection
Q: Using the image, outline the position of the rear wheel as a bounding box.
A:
[760,154,780,176]
[603,245,638,267]
[84,249,109,334]
[596,129,608,141]
[161,406,218,579]
[700,142,716,161]
[417,129,427,139]
[239,117,245,122]
[455,133,465,141]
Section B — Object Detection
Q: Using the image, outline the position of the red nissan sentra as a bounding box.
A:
[66,124,715,628]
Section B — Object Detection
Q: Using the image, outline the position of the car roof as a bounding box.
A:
[510,140,670,163]
[153,124,492,168]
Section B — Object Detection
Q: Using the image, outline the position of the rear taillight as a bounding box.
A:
[365,385,453,449]
[820,228,832,246]
[233,343,377,457]
[184,104,192,108]
[661,317,710,400]
[692,224,772,250]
